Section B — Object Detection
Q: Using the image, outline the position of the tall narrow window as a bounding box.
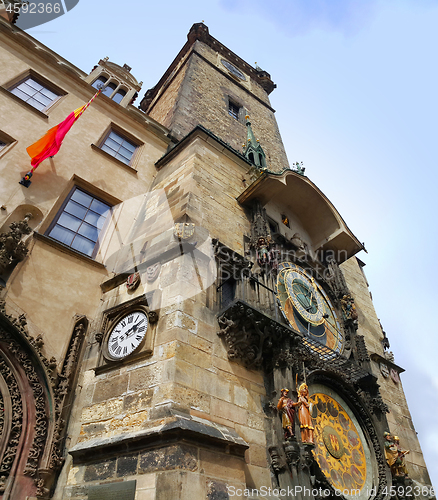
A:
[9,77,59,112]
[47,188,111,257]
[100,130,138,165]
[112,89,127,104]
[92,75,108,89]
[102,82,117,97]
[228,100,240,120]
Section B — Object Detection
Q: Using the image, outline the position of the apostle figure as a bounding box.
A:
[384,432,398,470]
[277,388,295,439]
[393,436,410,477]
[295,383,314,445]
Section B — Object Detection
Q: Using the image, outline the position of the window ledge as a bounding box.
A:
[0,87,49,120]
[33,232,106,269]
[91,144,138,173]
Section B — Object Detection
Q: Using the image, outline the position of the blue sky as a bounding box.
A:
[27,0,438,487]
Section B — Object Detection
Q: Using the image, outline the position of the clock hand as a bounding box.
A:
[126,323,139,336]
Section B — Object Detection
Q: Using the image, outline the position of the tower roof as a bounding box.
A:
[139,23,276,112]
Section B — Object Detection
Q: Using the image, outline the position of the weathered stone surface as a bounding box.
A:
[83,458,117,482]
[116,455,139,477]
[139,444,198,473]
[207,479,229,500]
[123,389,154,412]
[92,374,129,404]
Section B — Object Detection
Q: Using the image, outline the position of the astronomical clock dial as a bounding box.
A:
[309,385,373,498]
[276,262,343,355]
[220,59,246,81]
[106,311,148,360]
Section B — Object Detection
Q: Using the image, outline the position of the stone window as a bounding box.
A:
[92,76,126,104]
[91,75,108,89]
[47,187,111,257]
[228,100,240,120]
[9,76,60,112]
[0,140,6,151]
[102,81,117,97]
[112,88,127,104]
[267,217,279,235]
[100,130,138,165]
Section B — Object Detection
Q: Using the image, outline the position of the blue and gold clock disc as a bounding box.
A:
[276,262,343,354]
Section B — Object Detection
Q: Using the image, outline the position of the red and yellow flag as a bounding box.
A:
[26,89,101,171]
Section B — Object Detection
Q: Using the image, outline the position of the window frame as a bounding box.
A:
[7,72,64,113]
[228,100,240,120]
[97,126,141,167]
[0,130,17,158]
[45,186,113,259]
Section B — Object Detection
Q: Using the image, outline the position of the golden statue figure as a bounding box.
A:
[277,388,295,439]
[295,383,314,445]
[384,432,410,477]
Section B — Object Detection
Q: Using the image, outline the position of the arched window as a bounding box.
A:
[112,88,127,104]
[91,75,108,90]
[102,81,117,97]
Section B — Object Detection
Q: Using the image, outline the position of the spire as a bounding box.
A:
[243,116,267,169]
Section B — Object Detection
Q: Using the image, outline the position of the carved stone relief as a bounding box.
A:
[0,305,87,498]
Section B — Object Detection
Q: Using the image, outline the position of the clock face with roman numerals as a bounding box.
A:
[107,311,148,360]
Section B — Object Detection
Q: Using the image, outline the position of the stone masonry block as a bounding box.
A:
[199,449,245,482]
[83,458,116,482]
[129,363,163,392]
[211,397,247,425]
[92,373,129,404]
[139,444,198,474]
[195,368,231,402]
[81,399,124,423]
[116,454,139,477]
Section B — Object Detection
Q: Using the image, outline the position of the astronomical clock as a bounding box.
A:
[309,385,375,498]
[275,262,344,356]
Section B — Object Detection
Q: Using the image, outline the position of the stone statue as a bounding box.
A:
[384,432,409,477]
[341,294,358,322]
[277,388,295,439]
[384,432,398,468]
[393,436,410,477]
[290,233,305,251]
[295,383,314,445]
[256,237,270,266]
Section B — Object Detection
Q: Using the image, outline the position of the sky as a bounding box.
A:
[24,0,437,487]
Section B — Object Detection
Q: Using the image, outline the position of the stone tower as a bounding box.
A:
[139,22,290,173]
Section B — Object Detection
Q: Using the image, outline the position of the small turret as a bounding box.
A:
[85,59,142,107]
[243,116,267,169]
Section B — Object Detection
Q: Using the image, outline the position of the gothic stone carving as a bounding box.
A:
[248,201,276,270]
[0,307,87,498]
[217,301,294,369]
[268,446,286,475]
[0,213,32,274]
[0,353,23,493]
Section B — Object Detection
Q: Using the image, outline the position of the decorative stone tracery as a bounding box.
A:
[0,305,88,498]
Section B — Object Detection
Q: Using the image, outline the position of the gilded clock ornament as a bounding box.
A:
[276,262,343,355]
[310,386,373,497]
[106,310,148,360]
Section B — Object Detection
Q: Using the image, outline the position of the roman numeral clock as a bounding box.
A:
[97,300,156,367]
[106,311,149,360]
